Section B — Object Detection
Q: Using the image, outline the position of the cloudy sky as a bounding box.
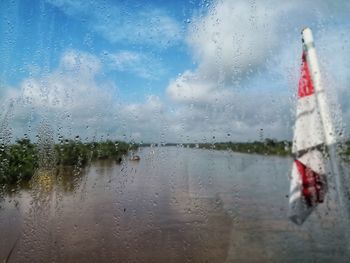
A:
[0,0,349,143]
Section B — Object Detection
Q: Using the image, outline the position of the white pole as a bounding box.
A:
[301,27,350,224]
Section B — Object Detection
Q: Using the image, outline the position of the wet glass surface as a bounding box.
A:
[1,147,348,262]
[1,1,350,262]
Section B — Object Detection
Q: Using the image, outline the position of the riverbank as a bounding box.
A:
[184,139,292,156]
[185,140,350,160]
[2,138,349,187]
[0,139,136,186]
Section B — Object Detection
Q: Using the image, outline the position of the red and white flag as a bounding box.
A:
[288,52,328,225]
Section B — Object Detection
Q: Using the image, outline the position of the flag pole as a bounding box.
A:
[301,27,350,223]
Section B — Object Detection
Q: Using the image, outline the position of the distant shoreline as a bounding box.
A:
[1,138,349,187]
[185,141,292,156]
[140,140,350,160]
[139,139,292,157]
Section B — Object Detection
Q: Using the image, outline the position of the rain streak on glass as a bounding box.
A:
[1,0,350,262]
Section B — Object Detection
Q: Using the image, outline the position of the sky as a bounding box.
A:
[0,0,350,143]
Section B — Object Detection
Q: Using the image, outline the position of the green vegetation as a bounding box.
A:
[185,139,292,156]
[55,139,134,165]
[185,139,350,160]
[341,141,350,161]
[0,139,135,186]
[0,139,39,185]
[1,137,349,186]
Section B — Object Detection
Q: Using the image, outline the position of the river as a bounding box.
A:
[0,147,349,262]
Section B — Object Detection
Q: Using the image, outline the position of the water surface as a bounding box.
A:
[0,147,348,262]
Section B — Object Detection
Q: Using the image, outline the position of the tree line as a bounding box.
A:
[184,139,292,156]
[0,138,135,186]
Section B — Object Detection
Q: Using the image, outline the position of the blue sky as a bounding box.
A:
[1,0,350,143]
[0,0,200,102]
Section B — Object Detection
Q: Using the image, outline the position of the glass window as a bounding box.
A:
[1,0,350,262]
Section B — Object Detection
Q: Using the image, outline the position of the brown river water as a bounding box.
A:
[0,147,349,262]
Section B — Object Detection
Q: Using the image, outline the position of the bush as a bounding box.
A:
[0,139,38,185]
[0,138,135,186]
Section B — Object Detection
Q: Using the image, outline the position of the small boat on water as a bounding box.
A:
[130,155,140,161]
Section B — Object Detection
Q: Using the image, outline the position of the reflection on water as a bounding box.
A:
[0,147,349,262]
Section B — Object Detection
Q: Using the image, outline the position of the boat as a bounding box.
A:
[130,155,140,161]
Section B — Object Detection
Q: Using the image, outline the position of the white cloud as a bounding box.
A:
[187,0,282,83]
[167,0,296,110]
[165,0,350,141]
[46,0,183,48]
[19,50,108,111]
[2,0,350,143]
[94,8,182,47]
[167,70,217,104]
[59,50,101,75]
[0,50,172,143]
[104,51,166,80]
[1,50,117,140]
